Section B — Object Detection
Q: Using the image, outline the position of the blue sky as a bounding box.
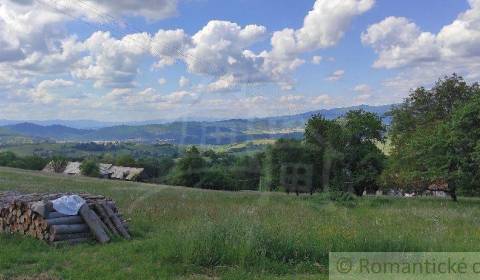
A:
[0,0,478,121]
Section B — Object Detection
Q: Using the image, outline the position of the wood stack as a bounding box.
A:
[0,191,130,246]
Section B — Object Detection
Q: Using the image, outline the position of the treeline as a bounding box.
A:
[0,151,49,171]
[166,74,480,198]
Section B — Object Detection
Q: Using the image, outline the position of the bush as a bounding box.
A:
[80,160,100,177]
[50,157,68,173]
[328,191,357,207]
[0,152,49,171]
[200,168,234,190]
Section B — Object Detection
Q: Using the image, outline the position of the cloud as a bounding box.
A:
[260,0,374,89]
[279,95,304,103]
[71,31,151,88]
[178,76,190,88]
[158,78,167,85]
[326,70,345,81]
[353,84,372,94]
[78,0,178,21]
[361,17,438,69]
[30,79,75,104]
[204,74,239,93]
[0,1,68,63]
[312,55,323,64]
[0,0,378,120]
[361,1,480,99]
[150,29,191,68]
[362,1,480,69]
[270,0,374,56]
[1,0,374,96]
[0,0,178,64]
[8,0,178,22]
[312,94,335,106]
[185,21,268,81]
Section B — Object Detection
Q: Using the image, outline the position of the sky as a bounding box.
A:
[0,0,478,122]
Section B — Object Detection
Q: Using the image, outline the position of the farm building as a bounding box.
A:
[426,181,449,198]
[63,162,82,176]
[42,161,145,182]
[109,166,145,181]
[99,163,113,178]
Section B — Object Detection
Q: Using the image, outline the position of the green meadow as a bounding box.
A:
[1,167,480,279]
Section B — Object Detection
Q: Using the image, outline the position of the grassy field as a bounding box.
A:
[0,142,179,159]
[1,167,480,279]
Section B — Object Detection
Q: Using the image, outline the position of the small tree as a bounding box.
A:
[80,160,100,177]
[116,154,136,167]
[167,146,206,188]
[50,156,68,173]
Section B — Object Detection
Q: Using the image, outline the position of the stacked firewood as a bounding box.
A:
[0,191,130,246]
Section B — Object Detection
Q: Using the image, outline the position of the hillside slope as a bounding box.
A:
[2,105,393,144]
[0,167,479,279]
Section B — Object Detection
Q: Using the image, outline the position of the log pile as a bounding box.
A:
[0,191,130,246]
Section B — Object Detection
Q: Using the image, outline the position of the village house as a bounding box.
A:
[42,161,145,182]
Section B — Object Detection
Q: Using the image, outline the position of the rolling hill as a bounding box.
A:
[1,104,394,144]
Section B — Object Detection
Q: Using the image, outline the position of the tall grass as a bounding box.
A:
[1,167,480,279]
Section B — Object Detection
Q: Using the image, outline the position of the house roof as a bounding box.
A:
[109,166,144,181]
[42,161,56,173]
[42,161,144,181]
[428,181,449,191]
[63,162,81,175]
[99,163,113,176]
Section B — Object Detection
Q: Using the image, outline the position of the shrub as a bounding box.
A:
[80,160,100,177]
[328,191,357,207]
[50,157,68,173]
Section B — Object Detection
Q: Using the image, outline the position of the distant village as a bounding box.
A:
[42,161,145,182]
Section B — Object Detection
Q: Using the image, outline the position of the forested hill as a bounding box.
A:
[1,104,394,145]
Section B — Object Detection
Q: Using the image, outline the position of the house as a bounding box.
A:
[109,166,145,181]
[63,162,81,176]
[99,163,113,178]
[42,161,57,173]
[42,161,145,182]
[426,181,449,198]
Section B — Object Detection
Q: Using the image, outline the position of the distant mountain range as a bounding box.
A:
[0,104,395,145]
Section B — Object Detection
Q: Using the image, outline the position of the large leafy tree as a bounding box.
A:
[385,74,480,200]
[342,111,386,195]
[303,111,385,195]
[261,139,320,192]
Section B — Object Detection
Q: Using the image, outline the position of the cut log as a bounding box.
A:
[31,201,50,217]
[93,203,119,236]
[46,216,84,226]
[52,237,90,247]
[49,232,92,242]
[101,202,131,240]
[79,204,110,244]
[47,211,70,219]
[1,191,128,245]
[50,224,90,235]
